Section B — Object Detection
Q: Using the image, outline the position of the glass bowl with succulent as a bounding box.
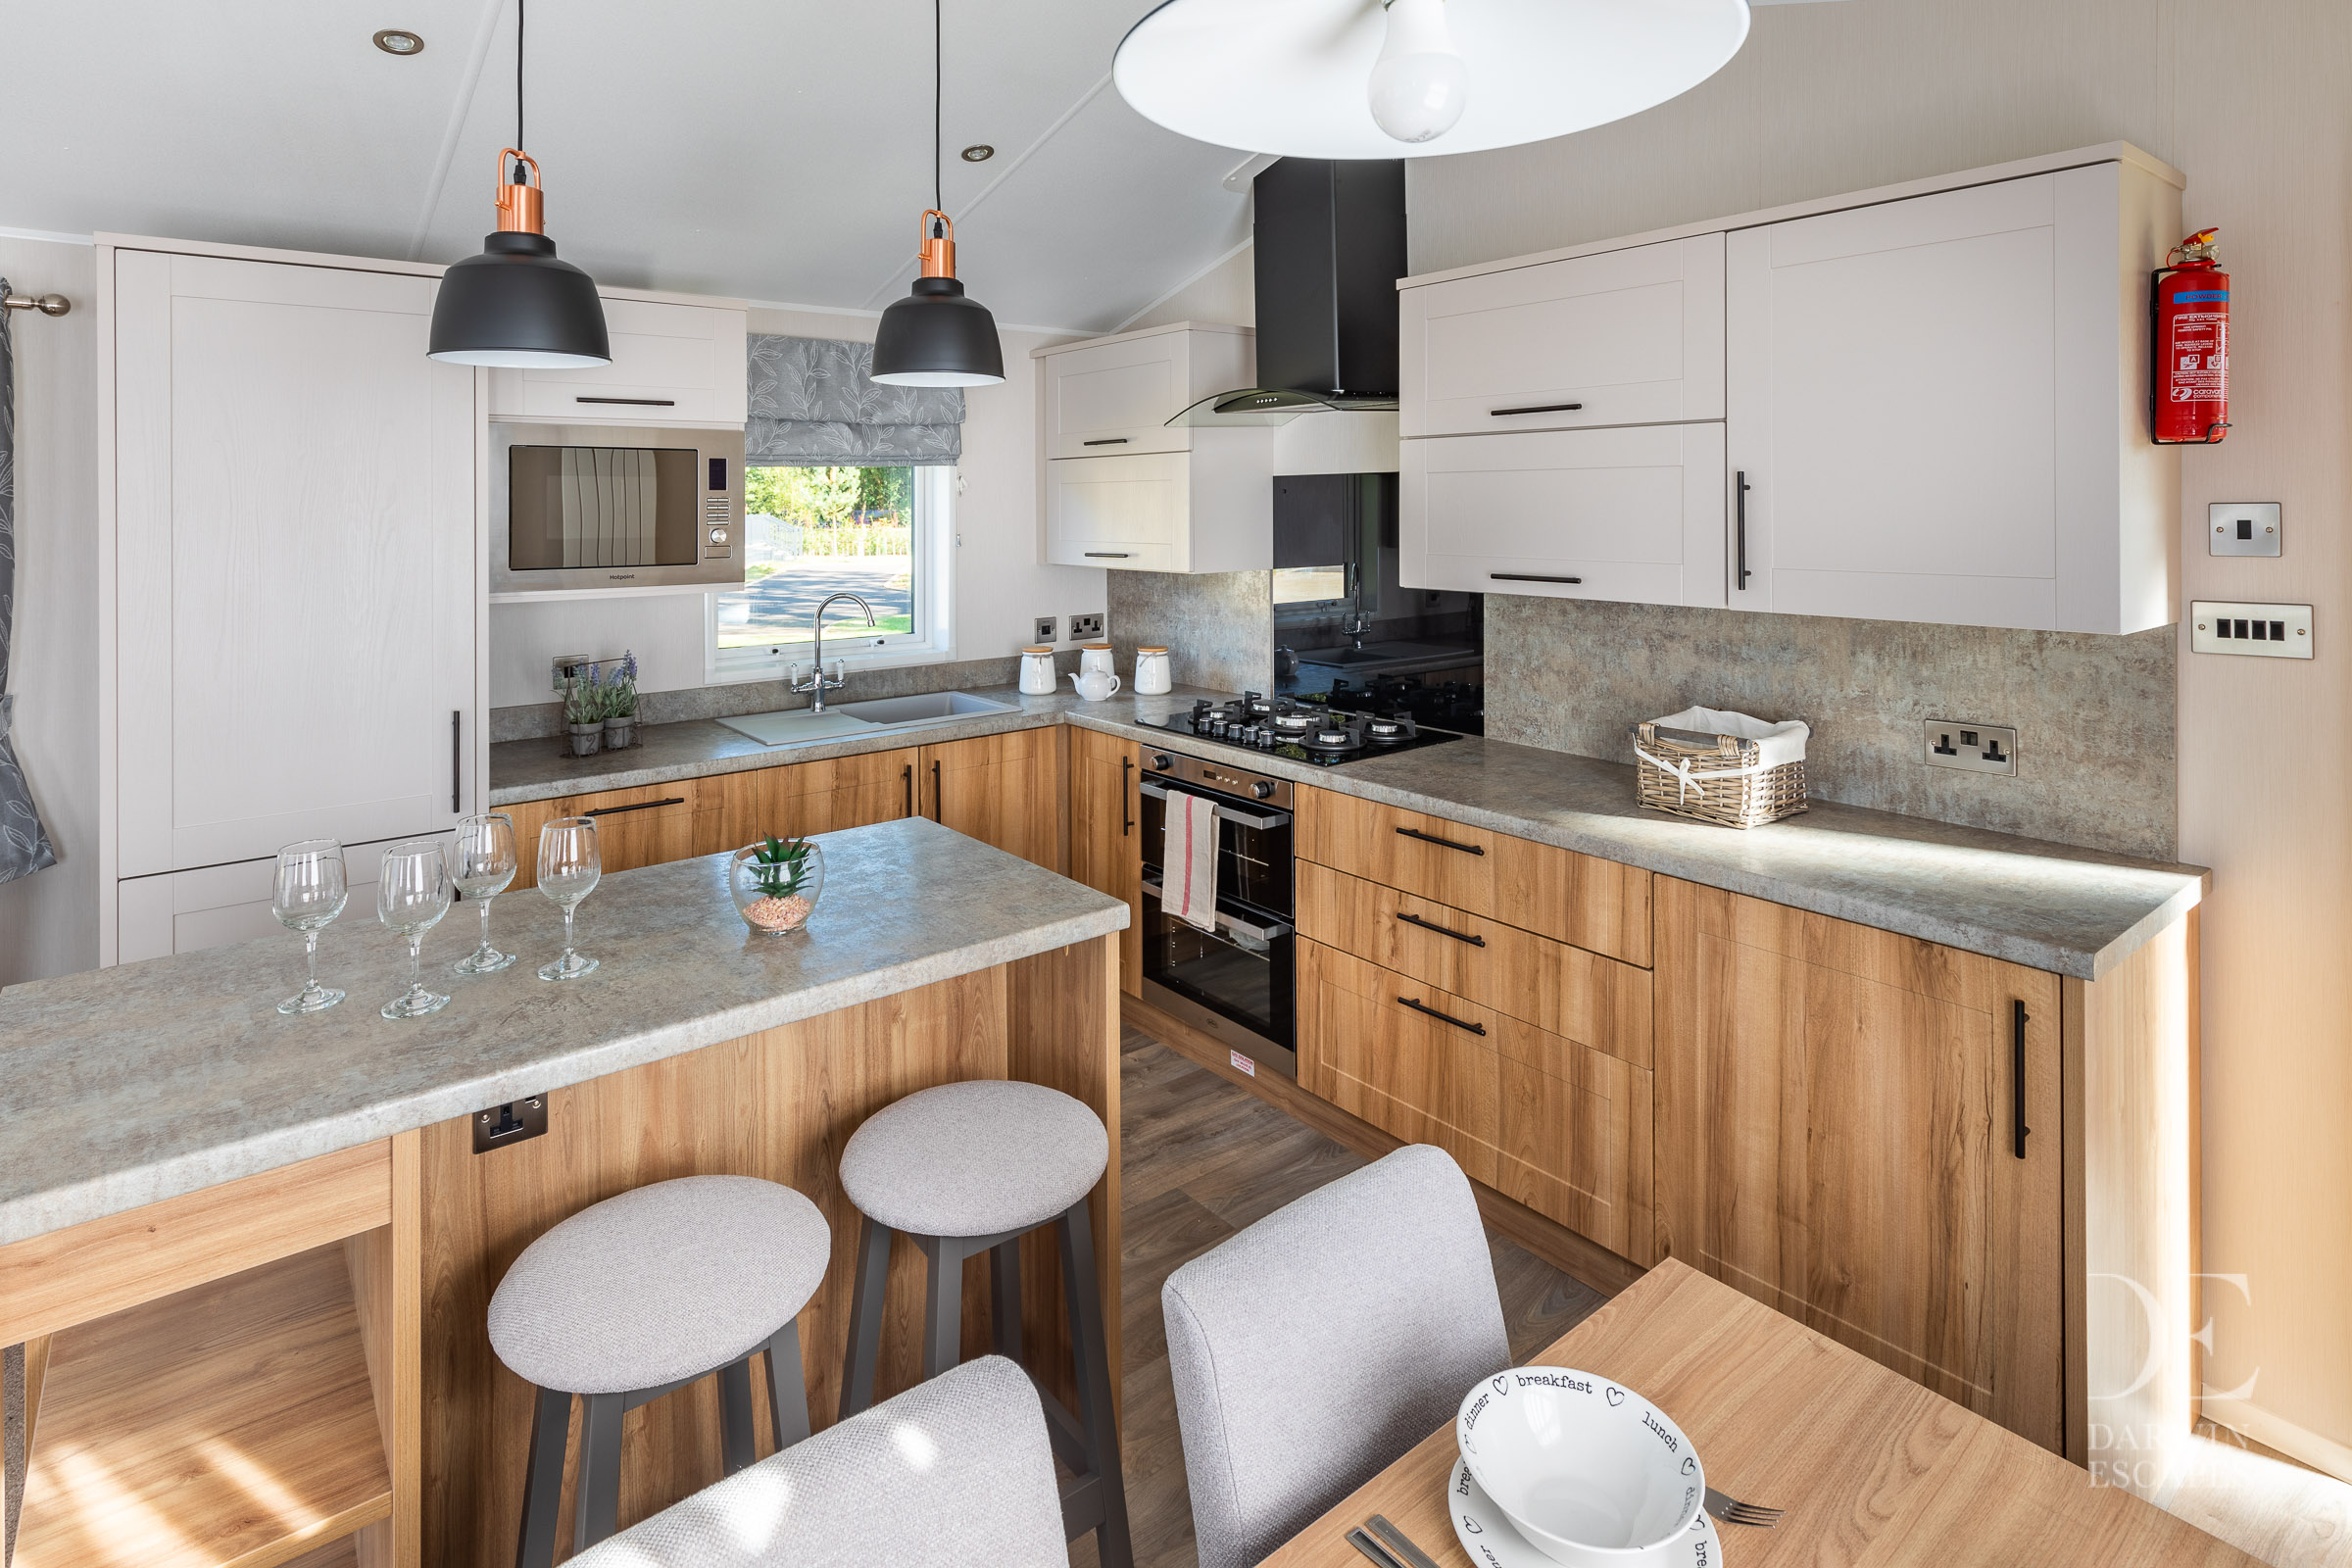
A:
[729,834,825,934]
[603,653,639,751]
[564,665,606,758]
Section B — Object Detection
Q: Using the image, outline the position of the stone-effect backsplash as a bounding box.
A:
[1484,597,2178,861]
[491,650,1080,743]
[1106,571,1274,695]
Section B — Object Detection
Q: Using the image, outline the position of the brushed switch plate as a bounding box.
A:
[2208,502,2282,557]
[1071,612,1105,640]
[1925,720,2018,776]
[2191,601,2313,659]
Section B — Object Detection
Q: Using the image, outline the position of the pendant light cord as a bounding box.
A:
[932,0,944,223]
[514,0,526,166]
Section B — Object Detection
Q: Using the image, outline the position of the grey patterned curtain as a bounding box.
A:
[746,334,964,466]
[0,278,56,888]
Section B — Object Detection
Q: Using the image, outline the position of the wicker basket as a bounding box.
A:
[1632,719,1810,829]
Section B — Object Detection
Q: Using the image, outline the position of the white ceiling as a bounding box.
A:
[0,0,1255,333]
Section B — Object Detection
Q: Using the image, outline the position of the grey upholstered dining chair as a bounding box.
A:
[562,1355,1067,1568]
[1162,1144,1511,1568]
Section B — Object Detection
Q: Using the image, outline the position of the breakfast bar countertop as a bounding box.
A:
[491,687,2206,983]
[0,817,1128,1247]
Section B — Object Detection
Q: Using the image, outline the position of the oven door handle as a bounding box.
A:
[1137,779,1292,830]
[1140,879,1295,942]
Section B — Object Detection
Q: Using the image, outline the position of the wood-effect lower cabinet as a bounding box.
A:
[916,729,1064,871]
[1652,875,2065,1451]
[1067,726,1142,996]
[1299,942,1655,1263]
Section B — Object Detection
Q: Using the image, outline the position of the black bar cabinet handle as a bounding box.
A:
[450,710,462,811]
[1736,469,1753,589]
[1396,909,1487,948]
[1490,573,1583,585]
[930,760,943,821]
[903,763,913,818]
[1395,825,1486,857]
[1398,996,1488,1036]
[1084,552,1133,559]
[1082,437,1130,446]
[2012,999,2031,1158]
[584,796,686,817]
[575,396,677,406]
[1490,402,1584,417]
[1121,756,1135,836]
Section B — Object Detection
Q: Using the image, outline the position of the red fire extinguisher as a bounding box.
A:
[2152,228,2230,444]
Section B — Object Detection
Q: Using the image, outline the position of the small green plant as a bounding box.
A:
[749,834,814,898]
[606,653,639,719]
[564,665,606,725]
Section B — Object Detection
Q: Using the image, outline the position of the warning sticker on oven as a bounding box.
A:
[1229,1051,1258,1077]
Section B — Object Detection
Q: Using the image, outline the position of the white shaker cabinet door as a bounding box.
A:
[1399,423,1727,606]
[114,250,478,879]
[1399,233,1724,438]
[489,295,749,426]
[1726,171,2127,630]
[116,835,406,964]
[1044,452,1191,570]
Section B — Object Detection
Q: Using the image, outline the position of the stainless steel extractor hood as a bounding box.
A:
[1171,158,1406,426]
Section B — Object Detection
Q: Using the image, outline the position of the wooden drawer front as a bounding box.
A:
[1297,860,1651,1067]
[1300,942,1653,1261]
[1297,787,1651,965]
[506,779,725,888]
[755,747,920,838]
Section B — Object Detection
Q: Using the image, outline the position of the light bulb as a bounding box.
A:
[1368,0,1468,144]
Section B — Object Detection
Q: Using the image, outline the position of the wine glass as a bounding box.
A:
[377,839,455,1019]
[450,813,519,975]
[536,816,602,982]
[272,839,348,1013]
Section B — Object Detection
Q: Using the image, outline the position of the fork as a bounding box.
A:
[1704,1485,1787,1528]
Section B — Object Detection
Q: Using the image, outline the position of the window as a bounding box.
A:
[708,464,954,679]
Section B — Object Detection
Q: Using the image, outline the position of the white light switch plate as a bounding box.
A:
[2191,601,2313,659]
[2208,502,2282,557]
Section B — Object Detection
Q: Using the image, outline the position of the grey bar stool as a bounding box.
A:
[489,1174,830,1568]
[836,1079,1132,1568]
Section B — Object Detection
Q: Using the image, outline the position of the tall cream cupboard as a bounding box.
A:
[101,237,480,964]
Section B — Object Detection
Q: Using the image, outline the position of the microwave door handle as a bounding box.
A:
[1139,879,1294,942]
[1136,779,1292,830]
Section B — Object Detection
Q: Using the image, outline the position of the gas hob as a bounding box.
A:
[1137,694,1466,767]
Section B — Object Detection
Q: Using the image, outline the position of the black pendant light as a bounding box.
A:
[428,0,610,368]
[871,0,1005,386]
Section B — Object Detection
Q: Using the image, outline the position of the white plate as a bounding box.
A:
[1447,1457,1723,1568]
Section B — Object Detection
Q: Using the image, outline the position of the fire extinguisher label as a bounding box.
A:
[2173,289,2230,302]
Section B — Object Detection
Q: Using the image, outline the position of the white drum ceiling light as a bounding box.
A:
[1113,0,1753,160]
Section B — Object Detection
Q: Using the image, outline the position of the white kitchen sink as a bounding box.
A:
[716,691,1017,748]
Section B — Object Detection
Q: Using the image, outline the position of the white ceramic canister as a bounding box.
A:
[1134,645,1171,696]
[1078,643,1117,681]
[1018,646,1058,696]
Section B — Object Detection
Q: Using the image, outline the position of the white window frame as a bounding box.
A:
[704,465,956,684]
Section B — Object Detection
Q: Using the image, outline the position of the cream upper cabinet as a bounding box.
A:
[489,293,749,426]
[1040,321,1252,458]
[1037,322,1271,572]
[1726,162,2177,633]
[1400,423,1727,607]
[1398,234,1724,438]
[111,247,478,892]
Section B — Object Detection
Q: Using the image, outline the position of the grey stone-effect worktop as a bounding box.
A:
[493,686,2206,984]
[0,818,1126,1247]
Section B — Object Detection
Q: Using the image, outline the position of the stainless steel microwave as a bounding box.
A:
[490,421,746,595]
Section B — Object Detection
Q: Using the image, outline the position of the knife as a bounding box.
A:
[1369,1514,1446,1568]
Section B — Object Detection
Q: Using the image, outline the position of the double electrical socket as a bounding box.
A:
[1031,612,1106,644]
[1924,720,2018,777]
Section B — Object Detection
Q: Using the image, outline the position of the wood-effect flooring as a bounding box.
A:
[1071,1031,1608,1568]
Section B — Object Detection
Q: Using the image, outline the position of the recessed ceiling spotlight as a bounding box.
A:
[959,144,995,163]
[372,28,425,55]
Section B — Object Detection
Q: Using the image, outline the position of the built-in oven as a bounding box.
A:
[490,421,746,596]
[1137,748,1298,1077]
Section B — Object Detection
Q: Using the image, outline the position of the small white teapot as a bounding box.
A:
[1068,666,1122,703]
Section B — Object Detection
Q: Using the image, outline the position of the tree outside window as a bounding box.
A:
[716,465,919,649]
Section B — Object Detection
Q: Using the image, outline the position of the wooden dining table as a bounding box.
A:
[1258,1258,2259,1568]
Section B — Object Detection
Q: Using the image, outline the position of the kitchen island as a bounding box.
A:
[0,817,1127,1568]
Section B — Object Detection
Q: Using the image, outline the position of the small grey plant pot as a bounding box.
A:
[603,715,636,750]
[566,722,604,758]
